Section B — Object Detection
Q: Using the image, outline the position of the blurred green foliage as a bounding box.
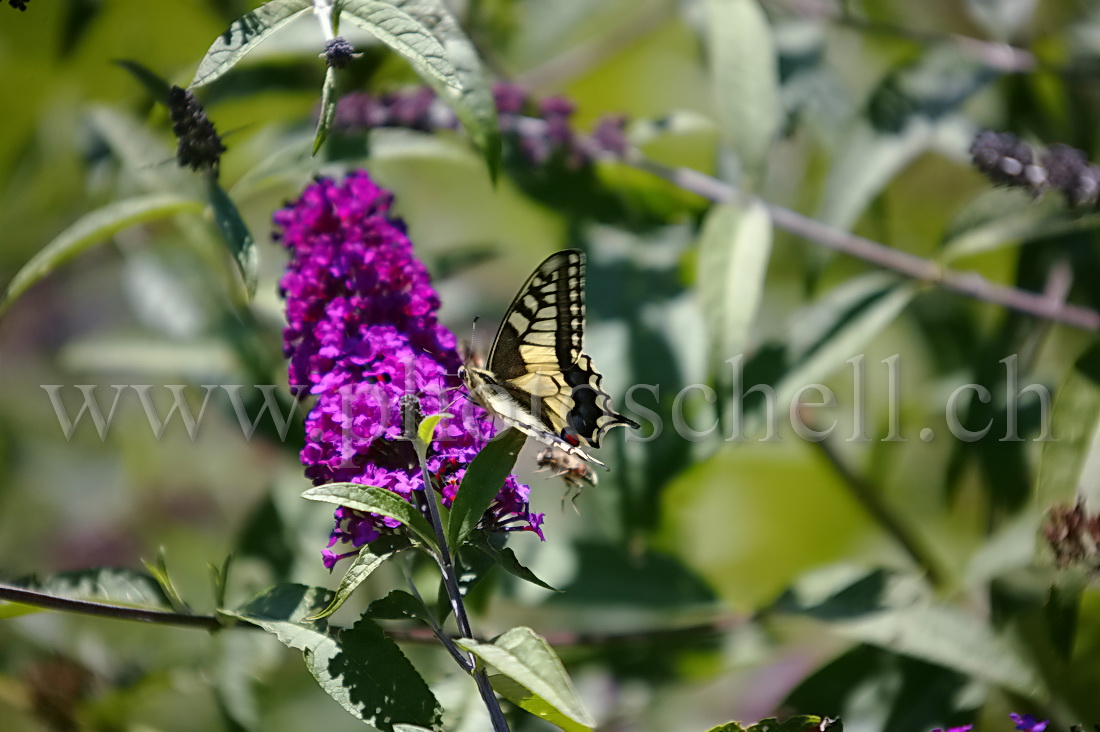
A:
[2,0,1100,730]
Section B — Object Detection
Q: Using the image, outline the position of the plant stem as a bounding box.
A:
[624,152,1100,332]
[413,441,510,732]
[809,436,951,589]
[0,583,222,629]
[400,556,474,672]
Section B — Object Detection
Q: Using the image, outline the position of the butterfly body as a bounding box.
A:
[460,249,638,467]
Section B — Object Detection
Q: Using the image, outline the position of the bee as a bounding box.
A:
[535,447,598,511]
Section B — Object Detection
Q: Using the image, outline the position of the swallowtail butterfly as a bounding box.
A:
[459,250,638,467]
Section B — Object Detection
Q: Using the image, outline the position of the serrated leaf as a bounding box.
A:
[114,59,173,102]
[302,483,437,547]
[469,540,560,592]
[447,427,526,547]
[376,0,501,179]
[307,616,442,730]
[232,582,333,624]
[1035,342,1100,509]
[339,0,459,88]
[0,195,204,318]
[365,589,433,622]
[190,0,313,88]
[313,66,339,156]
[307,536,413,620]
[698,200,773,384]
[228,584,443,731]
[457,627,595,729]
[417,412,453,445]
[207,179,258,298]
[705,0,781,181]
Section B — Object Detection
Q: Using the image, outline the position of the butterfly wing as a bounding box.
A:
[475,250,637,465]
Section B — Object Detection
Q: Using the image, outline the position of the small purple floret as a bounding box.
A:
[1010,714,1048,732]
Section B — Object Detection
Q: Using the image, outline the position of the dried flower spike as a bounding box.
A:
[167,85,226,175]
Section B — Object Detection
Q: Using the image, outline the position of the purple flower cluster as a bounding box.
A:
[274,171,543,569]
[331,82,628,167]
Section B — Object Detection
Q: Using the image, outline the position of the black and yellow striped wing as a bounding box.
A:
[462,249,638,467]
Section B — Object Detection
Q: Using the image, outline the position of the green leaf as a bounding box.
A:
[740,275,916,435]
[417,412,453,445]
[469,539,560,593]
[376,0,501,179]
[819,47,994,231]
[229,585,443,731]
[965,0,1035,40]
[457,627,595,729]
[207,179,258,298]
[817,119,937,232]
[697,200,773,385]
[313,66,339,156]
[365,589,434,623]
[232,582,333,624]
[209,553,234,609]
[143,548,189,613]
[940,187,1100,262]
[14,568,172,610]
[189,0,313,88]
[488,675,592,732]
[302,483,437,547]
[339,0,459,89]
[705,718,832,732]
[308,616,442,730]
[447,427,526,547]
[0,194,203,318]
[114,59,173,102]
[1035,342,1100,510]
[705,0,781,181]
[772,567,1045,698]
[306,536,413,620]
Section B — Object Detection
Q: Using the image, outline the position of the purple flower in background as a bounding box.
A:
[1010,714,1049,732]
[330,82,627,167]
[274,171,543,569]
